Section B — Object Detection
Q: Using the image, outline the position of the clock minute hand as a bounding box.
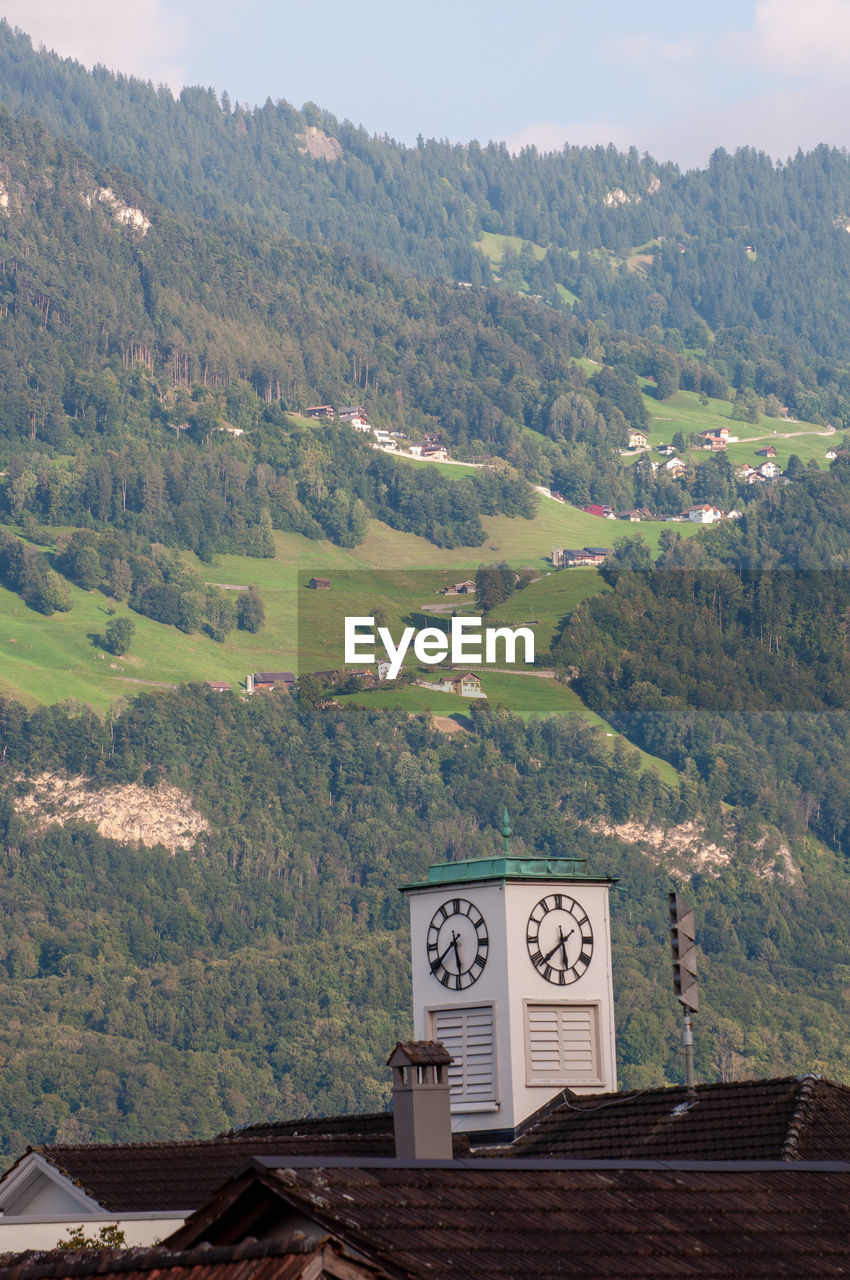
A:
[431,930,463,973]
[542,930,566,964]
[431,940,455,972]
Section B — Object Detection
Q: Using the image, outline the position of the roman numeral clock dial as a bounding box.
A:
[426,898,489,990]
[527,894,594,985]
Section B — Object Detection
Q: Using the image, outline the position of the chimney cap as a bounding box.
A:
[388,1040,453,1068]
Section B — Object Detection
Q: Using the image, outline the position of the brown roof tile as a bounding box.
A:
[27,1133,396,1213]
[170,1160,850,1279]
[497,1074,850,1162]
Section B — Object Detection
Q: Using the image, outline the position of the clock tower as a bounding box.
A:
[402,813,617,1140]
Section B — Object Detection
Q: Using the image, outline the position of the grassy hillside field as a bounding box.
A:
[632,383,834,472]
[0,491,693,710]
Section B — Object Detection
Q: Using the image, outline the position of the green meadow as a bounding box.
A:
[485,570,608,651]
[0,480,700,712]
[724,432,836,470]
[476,231,548,264]
[634,383,828,459]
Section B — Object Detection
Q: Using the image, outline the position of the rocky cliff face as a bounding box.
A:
[14,772,209,853]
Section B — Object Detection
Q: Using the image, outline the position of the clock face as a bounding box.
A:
[426,897,489,990]
[526,893,593,986]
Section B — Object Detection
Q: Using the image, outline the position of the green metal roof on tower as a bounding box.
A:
[400,811,615,890]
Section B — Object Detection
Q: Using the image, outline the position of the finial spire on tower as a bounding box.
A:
[500,806,512,858]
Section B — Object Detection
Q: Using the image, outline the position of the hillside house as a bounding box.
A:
[442,579,476,594]
[758,461,781,479]
[246,673,295,695]
[205,681,232,694]
[627,430,648,449]
[349,416,372,432]
[304,405,335,421]
[307,577,330,590]
[756,445,777,457]
[663,456,686,477]
[444,672,483,696]
[337,405,366,421]
[826,449,838,460]
[421,446,448,461]
[552,548,611,568]
[699,427,738,451]
[582,503,606,517]
[685,504,722,524]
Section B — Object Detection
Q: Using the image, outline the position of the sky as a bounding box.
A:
[2,0,850,168]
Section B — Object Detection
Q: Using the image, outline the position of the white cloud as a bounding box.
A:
[604,32,700,66]
[0,1,189,91]
[747,0,850,78]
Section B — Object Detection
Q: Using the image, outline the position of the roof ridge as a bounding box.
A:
[781,1074,820,1161]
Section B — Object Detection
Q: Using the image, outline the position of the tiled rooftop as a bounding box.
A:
[8,1075,850,1221]
[498,1074,850,1162]
[20,1120,470,1213]
[26,1131,396,1213]
[174,1160,850,1279]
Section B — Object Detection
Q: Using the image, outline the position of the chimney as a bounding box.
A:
[388,1041,453,1160]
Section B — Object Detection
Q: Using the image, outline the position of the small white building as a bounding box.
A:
[685,504,722,524]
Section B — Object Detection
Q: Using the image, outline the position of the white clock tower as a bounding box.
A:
[403,812,617,1140]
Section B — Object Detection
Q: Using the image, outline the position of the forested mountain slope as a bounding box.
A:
[0,96,845,572]
[4,23,850,362]
[0,688,846,1153]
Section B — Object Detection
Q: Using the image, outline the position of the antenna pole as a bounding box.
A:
[682,1009,695,1097]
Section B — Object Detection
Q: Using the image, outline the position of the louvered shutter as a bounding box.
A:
[431,1005,498,1109]
[525,1003,600,1085]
